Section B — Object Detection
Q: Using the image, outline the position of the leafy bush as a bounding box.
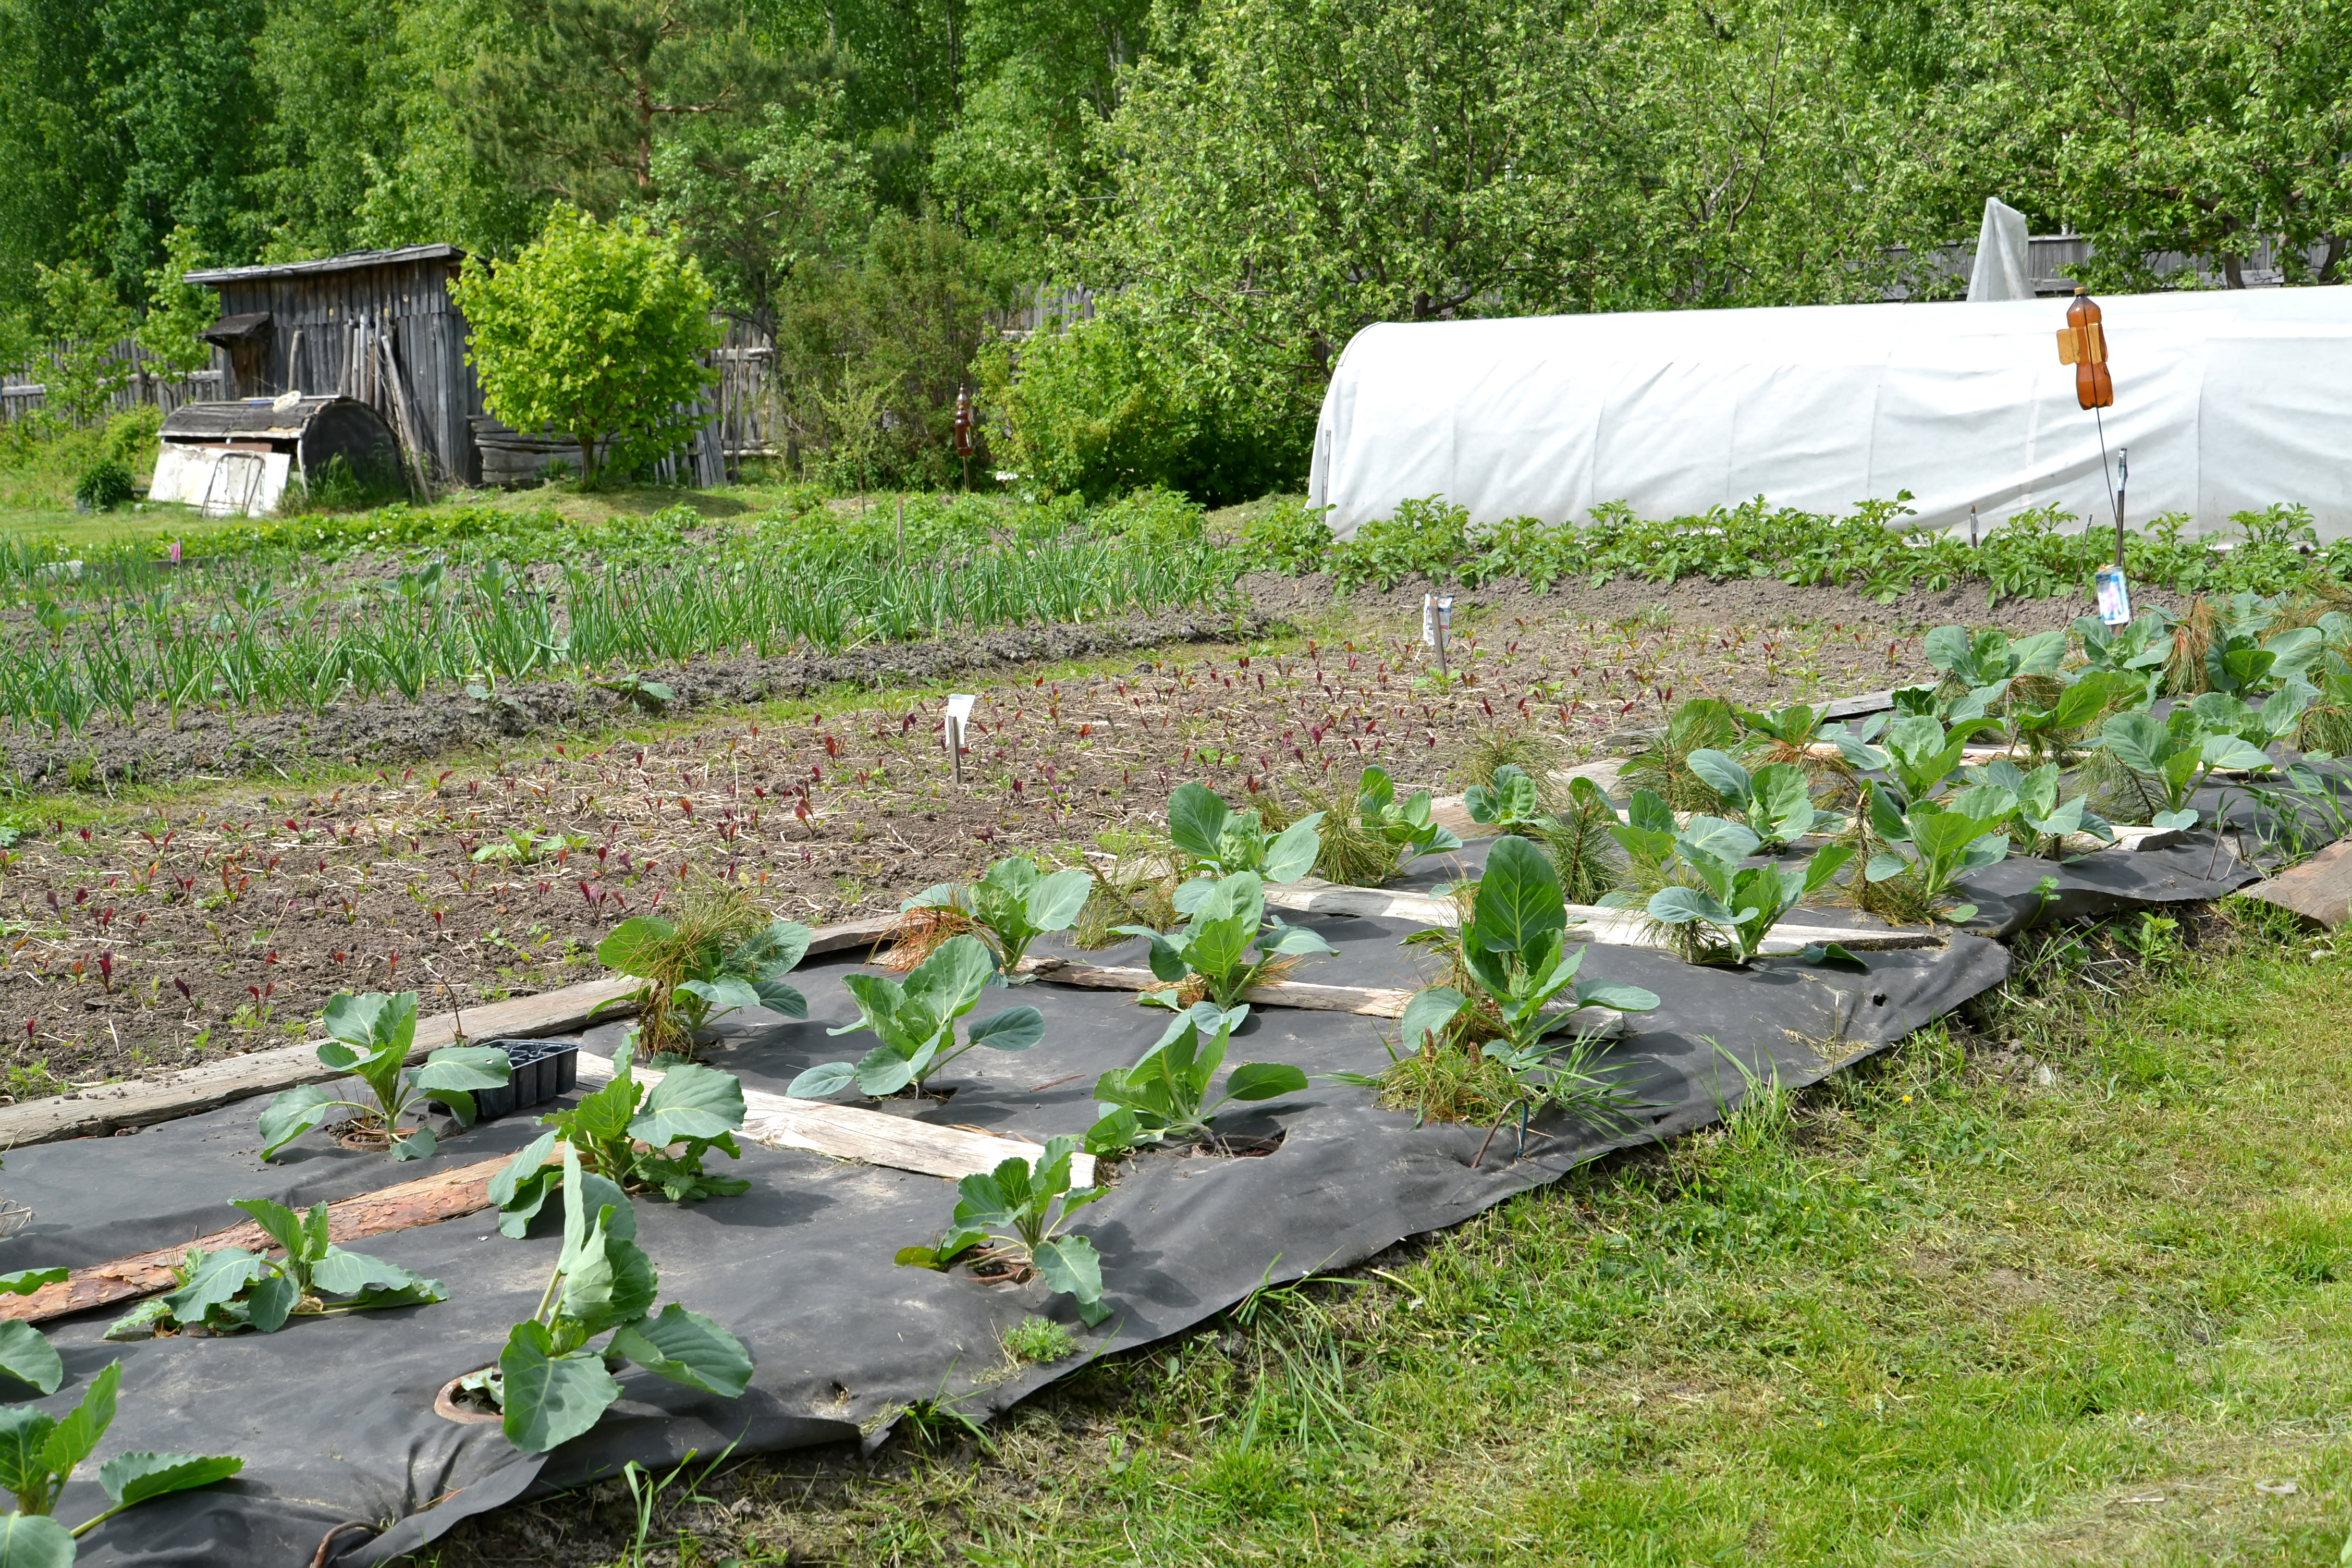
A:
[897,856,1093,976]
[449,205,721,486]
[72,459,133,512]
[983,313,1310,506]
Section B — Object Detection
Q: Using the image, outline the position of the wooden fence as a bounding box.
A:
[0,339,225,427]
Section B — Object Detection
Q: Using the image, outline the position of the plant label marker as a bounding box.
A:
[945,694,975,785]
[1423,595,1455,676]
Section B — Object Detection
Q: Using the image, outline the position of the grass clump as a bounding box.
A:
[616,875,771,1058]
[1620,697,1738,811]
[1000,1316,1079,1366]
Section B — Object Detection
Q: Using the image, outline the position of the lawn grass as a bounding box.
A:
[432,898,2352,1565]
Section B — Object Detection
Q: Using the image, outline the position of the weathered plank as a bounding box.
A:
[1023,957,1417,1018]
[1259,878,1943,953]
[0,1154,514,1325]
[0,912,901,1150]
[0,979,640,1148]
[2243,839,2352,927]
[576,1053,1095,1185]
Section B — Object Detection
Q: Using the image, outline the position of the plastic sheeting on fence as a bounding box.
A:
[1307,287,2352,541]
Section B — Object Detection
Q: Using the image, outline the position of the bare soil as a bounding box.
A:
[0,570,2121,1092]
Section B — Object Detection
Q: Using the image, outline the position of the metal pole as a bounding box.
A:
[2113,447,2129,570]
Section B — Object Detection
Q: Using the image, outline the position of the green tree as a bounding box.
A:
[651,87,875,333]
[448,205,721,486]
[137,227,218,377]
[1934,0,2352,286]
[1091,0,1928,442]
[34,260,136,426]
[460,0,789,215]
[771,211,1013,487]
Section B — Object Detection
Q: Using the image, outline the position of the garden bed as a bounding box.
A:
[0,587,1991,1088]
[0,796,2287,1566]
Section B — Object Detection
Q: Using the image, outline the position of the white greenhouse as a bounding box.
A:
[1307,286,2352,541]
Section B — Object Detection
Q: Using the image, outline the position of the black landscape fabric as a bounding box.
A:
[2,826,2283,1566]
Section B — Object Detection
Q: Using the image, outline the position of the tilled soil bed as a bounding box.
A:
[0,573,2111,1089]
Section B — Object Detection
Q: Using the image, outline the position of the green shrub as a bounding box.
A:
[74,458,134,512]
[985,313,1310,506]
[449,205,721,487]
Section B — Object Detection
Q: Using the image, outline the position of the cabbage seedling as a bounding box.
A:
[896,1135,1110,1327]
[489,1047,749,1234]
[1084,1002,1306,1156]
[1359,765,1463,871]
[1833,714,2003,806]
[2072,609,2173,680]
[258,991,512,1161]
[1858,788,2012,920]
[0,1363,242,1552]
[1116,871,1337,1010]
[1167,781,1322,885]
[103,1197,445,1340]
[1923,624,2066,706]
[2096,708,2277,830]
[787,934,1043,1099]
[1646,819,1857,960]
[902,855,1093,978]
[2006,669,2145,761]
[1964,760,2116,859]
[482,1145,754,1454]
[1395,836,1660,1059]
[1463,764,1544,831]
[1685,750,1835,849]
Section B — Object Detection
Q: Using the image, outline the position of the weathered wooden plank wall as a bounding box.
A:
[197,249,482,485]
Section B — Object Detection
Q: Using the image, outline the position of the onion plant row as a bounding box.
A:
[0,534,1241,734]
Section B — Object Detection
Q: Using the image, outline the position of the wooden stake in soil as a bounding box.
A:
[944,693,975,786]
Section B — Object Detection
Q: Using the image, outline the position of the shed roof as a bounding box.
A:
[162,395,353,443]
[182,244,464,286]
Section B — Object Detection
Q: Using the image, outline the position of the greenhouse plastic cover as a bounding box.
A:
[1307,287,2352,541]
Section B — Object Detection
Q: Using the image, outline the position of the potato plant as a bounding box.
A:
[896,1136,1109,1326]
[489,1048,750,1233]
[0,1363,242,1561]
[788,934,1043,1100]
[476,1146,754,1454]
[258,991,512,1162]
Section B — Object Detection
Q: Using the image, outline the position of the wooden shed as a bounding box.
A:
[182,245,485,485]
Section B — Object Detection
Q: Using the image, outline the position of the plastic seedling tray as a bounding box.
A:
[455,1037,581,1121]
